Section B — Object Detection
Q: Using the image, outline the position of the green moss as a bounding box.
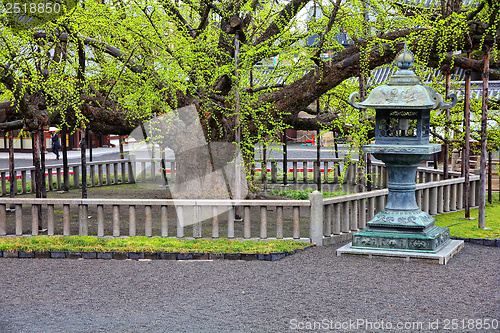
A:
[434,198,500,239]
[0,236,310,254]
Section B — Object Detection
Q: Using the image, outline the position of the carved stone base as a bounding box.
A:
[352,225,451,253]
[337,240,464,265]
[368,209,435,229]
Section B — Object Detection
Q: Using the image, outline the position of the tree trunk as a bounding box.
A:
[488,150,492,204]
[478,49,489,229]
[443,73,450,179]
[8,131,15,209]
[40,130,47,199]
[32,131,43,229]
[463,54,471,219]
[62,125,69,191]
[80,129,87,199]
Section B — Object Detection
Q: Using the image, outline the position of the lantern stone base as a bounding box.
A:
[351,223,451,253]
[337,240,464,265]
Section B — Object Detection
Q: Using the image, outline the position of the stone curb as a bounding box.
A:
[450,237,500,247]
[0,245,316,261]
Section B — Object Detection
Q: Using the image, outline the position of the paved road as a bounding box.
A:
[0,242,498,333]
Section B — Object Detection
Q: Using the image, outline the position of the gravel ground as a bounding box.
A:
[0,242,498,333]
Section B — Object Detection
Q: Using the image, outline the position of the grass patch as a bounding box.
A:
[0,236,310,254]
[434,197,500,239]
[270,188,348,200]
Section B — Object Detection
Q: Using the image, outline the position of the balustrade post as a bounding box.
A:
[97,205,104,237]
[15,204,22,236]
[161,206,168,237]
[145,205,153,237]
[276,206,283,239]
[470,180,476,207]
[227,207,235,238]
[48,168,53,191]
[422,188,429,213]
[171,162,176,183]
[90,165,95,187]
[141,162,146,182]
[0,203,6,236]
[176,206,184,238]
[324,204,332,236]
[341,201,349,233]
[271,161,278,183]
[244,206,251,239]
[73,166,80,189]
[350,200,359,231]
[444,185,450,212]
[430,187,438,215]
[437,186,444,214]
[63,204,70,235]
[129,154,136,184]
[293,206,300,239]
[474,179,480,207]
[98,164,103,186]
[212,206,219,238]
[22,170,27,193]
[129,205,136,237]
[56,167,62,190]
[457,183,464,210]
[333,203,341,235]
[114,163,119,184]
[121,161,126,184]
[450,184,457,211]
[112,205,120,237]
[359,198,367,230]
[260,206,267,239]
[47,204,54,236]
[31,204,39,236]
[192,206,201,238]
[106,164,111,185]
[79,204,88,236]
[309,191,323,245]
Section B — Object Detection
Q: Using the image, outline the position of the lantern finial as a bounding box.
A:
[396,42,414,71]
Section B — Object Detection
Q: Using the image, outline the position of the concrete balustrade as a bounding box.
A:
[0,171,481,246]
[0,156,468,199]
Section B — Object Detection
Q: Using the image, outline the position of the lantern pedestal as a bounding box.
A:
[345,42,459,257]
[351,143,450,253]
[337,240,464,265]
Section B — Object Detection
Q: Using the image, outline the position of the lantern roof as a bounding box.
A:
[349,43,457,110]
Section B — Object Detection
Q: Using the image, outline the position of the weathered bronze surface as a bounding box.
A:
[349,43,457,253]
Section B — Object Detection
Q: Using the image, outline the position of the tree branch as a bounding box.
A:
[312,0,342,66]
[159,0,197,39]
[428,54,500,79]
[253,0,310,47]
[244,84,284,93]
[0,119,23,131]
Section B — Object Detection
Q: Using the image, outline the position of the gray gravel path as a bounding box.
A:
[0,242,498,333]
